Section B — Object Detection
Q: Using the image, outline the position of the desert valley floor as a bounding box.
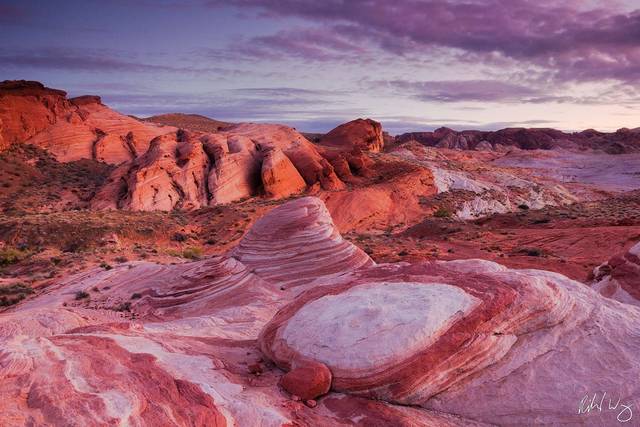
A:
[1,80,640,426]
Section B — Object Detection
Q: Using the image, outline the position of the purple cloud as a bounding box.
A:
[0,3,28,24]
[0,47,236,74]
[380,79,539,103]
[209,0,640,84]
[217,27,369,62]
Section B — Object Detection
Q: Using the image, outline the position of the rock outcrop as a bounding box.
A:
[319,118,384,152]
[260,147,307,198]
[592,241,640,306]
[397,126,640,153]
[2,197,639,425]
[0,80,173,163]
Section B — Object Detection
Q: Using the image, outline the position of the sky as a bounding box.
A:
[1,0,640,134]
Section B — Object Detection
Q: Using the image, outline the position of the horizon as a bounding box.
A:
[2,0,640,133]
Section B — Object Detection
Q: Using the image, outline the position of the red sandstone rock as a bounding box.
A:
[319,118,384,153]
[261,147,307,198]
[279,360,332,400]
[0,80,173,163]
[2,196,640,425]
[591,241,640,306]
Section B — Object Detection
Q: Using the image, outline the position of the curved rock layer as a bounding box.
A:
[592,241,640,306]
[233,197,374,288]
[2,200,639,424]
[260,258,640,425]
[1,196,488,426]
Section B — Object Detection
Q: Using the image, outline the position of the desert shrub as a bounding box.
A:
[115,301,131,312]
[0,247,28,266]
[520,247,543,257]
[398,250,410,256]
[62,239,85,253]
[532,217,550,224]
[434,207,452,218]
[518,204,530,210]
[99,262,113,270]
[0,282,34,307]
[171,232,188,242]
[114,256,128,263]
[74,290,90,300]
[183,247,203,260]
[130,292,142,300]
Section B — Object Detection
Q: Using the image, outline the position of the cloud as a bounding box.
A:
[379,79,540,103]
[213,27,370,62]
[0,48,237,75]
[209,0,640,84]
[0,3,29,24]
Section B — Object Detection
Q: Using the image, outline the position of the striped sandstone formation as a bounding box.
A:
[2,196,639,425]
[592,241,640,306]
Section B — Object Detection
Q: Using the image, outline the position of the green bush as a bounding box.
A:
[434,207,452,218]
[183,247,203,260]
[0,283,34,307]
[0,248,28,266]
[75,290,90,300]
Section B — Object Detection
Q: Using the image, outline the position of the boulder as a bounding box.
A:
[260,147,306,198]
[591,241,640,306]
[319,118,384,153]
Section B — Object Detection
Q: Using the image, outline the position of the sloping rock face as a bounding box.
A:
[1,81,350,211]
[592,241,640,306]
[261,147,307,198]
[95,125,346,210]
[233,197,374,289]
[119,131,211,210]
[320,118,384,153]
[2,196,639,425]
[0,80,174,163]
[397,126,640,153]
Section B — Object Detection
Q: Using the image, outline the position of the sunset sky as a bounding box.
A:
[2,0,639,133]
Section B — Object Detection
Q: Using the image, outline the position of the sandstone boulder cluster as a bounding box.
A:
[2,197,639,425]
[0,81,386,211]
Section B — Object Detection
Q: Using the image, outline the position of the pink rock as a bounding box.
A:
[2,196,639,426]
[260,147,307,199]
[591,241,640,306]
[280,360,332,401]
[320,118,384,153]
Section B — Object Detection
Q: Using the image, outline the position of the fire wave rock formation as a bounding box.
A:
[592,241,640,306]
[2,196,639,425]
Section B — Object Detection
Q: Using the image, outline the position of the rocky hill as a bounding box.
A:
[397,126,640,153]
